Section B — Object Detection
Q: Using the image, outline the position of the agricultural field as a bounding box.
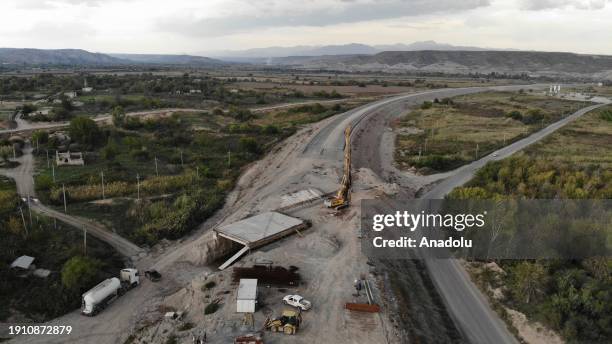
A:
[0,176,123,322]
[450,106,612,343]
[32,101,356,246]
[394,91,591,174]
[233,75,515,98]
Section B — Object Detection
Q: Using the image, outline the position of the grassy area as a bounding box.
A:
[525,105,612,169]
[0,176,123,322]
[449,105,612,343]
[395,91,591,174]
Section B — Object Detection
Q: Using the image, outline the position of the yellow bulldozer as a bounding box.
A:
[264,310,302,335]
[324,125,351,209]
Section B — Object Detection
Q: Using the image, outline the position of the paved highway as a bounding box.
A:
[347,87,608,343]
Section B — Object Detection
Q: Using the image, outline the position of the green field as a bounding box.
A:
[395,91,591,174]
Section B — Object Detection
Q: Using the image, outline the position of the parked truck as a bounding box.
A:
[81,268,140,316]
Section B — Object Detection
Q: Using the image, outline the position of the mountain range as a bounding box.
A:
[0,48,223,67]
[204,41,501,61]
[2,46,612,80]
[270,50,612,79]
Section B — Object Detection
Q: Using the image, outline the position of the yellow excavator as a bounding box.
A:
[324,125,351,209]
[264,310,302,335]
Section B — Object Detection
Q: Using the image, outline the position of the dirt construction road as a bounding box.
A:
[4,84,604,344]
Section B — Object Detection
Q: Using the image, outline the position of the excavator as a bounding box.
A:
[264,309,302,335]
[324,125,352,209]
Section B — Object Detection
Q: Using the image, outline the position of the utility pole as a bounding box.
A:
[83,226,87,256]
[52,163,56,183]
[424,138,428,153]
[136,173,140,200]
[12,145,16,160]
[180,150,184,167]
[196,166,199,179]
[46,150,49,168]
[101,171,105,200]
[154,156,159,176]
[227,151,231,168]
[27,195,32,226]
[418,146,422,160]
[62,184,67,214]
[475,143,479,159]
[19,207,28,236]
[503,133,507,146]
[36,138,39,153]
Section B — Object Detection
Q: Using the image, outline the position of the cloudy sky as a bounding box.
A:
[2,0,611,55]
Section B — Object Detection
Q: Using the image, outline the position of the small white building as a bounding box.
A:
[237,279,258,313]
[56,151,85,166]
[11,255,35,270]
[63,91,77,99]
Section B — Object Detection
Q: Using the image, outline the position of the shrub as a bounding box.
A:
[421,101,433,110]
[599,109,612,122]
[35,174,54,191]
[61,256,102,291]
[204,302,220,315]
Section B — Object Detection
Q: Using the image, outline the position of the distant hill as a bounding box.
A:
[0,48,223,67]
[0,48,126,66]
[207,41,502,61]
[270,50,612,79]
[109,53,223,66]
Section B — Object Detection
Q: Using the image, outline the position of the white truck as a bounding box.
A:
[81,268,140,316]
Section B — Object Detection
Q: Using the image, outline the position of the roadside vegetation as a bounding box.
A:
[394,91,590,174]
[0,176,123,322]
[449,106,612,343]
[33,102,352,246]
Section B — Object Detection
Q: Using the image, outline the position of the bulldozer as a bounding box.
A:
[264,310,302,335]
[324,125,351,209]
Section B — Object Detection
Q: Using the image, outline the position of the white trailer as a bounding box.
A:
[81,268,140,316]
[237,279,258,313]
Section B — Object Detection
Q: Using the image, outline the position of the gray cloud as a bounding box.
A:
[156,0,490,37]
[521,0,610,10]
[16,0,129,9]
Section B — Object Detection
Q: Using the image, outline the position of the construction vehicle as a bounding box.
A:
[264,310,302,335]
[324,125,351,209]
[81,268,140,316]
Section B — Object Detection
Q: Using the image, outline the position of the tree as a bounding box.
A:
[69,116,102,148]
[101,141,120,161]
[239,137,259,154]
[111,106,126,128]
[31,130,49,144]
[510,262,547,304]
[61,256,101,291]
[21,103,37,116]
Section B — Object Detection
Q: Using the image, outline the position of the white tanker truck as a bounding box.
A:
[81,268,140,316]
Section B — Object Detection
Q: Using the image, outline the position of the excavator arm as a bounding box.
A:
[325,126,351,209]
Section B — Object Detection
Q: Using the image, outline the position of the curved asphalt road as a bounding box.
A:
[343,87,607,343]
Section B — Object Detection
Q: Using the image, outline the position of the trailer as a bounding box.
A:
[81,268,139,316]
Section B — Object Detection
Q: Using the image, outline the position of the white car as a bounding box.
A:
[283,295,311,311]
